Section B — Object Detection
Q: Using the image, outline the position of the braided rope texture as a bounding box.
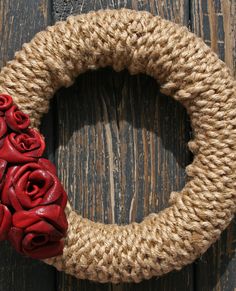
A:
[0,8,235,283]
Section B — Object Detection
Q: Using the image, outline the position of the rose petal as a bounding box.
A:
[8,186,24,211]
[12,167,53,209]
[14,170,43,209]
[0,136,36,163]
[1,166,19,205]
[5,105,30,132]
[34,205,68,235]
[13,163,40,181]
[27,169,53,198]
[0,180,5,193]
[0,159,7,182]
[8,227,24,252]
[0,204,12,241]
[59,189,68,210]
[22,233,49,250]
[22,240,64,259]
[0,117,7,139]
[0,94,13,111]
[24,129,45,157]
[40,174,64,206]
[10,128,45,157]
[13,205,67,236]
[37,160,67,208]
[25,220,63,241]
[12,210,41,228]
[38,158,57,175]
[2,162,67,212]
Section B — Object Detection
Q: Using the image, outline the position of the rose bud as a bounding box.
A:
[0,117,7,139]
[5,105,30,132]
[0,128,45,163]
[0,94,13,112]
[0,204,12,241]
[1,158,67,211]
[8,205,68,259]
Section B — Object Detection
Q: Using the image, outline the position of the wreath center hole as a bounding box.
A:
[41,68,192,224]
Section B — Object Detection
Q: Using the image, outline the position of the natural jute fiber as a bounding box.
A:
[0,8,235,283]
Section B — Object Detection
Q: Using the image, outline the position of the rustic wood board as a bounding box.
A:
[191,1,236,290]
[0,2,56,291]
[0,0,235,290]
[53,1,193,290]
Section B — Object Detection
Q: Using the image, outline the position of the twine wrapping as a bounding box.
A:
[0,8,235,283]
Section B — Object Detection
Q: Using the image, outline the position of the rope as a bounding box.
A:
[0,8,235,283]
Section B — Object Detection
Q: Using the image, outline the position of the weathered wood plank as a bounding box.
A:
[191,0,235,74]
[0,1,56,291]
[53,1,194,290]
[0,0,234,290]
[52,0,189,24]
[191,1,236,290]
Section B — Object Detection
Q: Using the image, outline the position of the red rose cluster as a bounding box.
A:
[0,94,68,259]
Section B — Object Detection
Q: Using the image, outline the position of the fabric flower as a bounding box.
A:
[8,205,68,259]
[5,105,30,132]
[0,128,45,163]
[0,93,68,260]
[1,158,67,211]
[0,94,13,112]
[0,204,12,241]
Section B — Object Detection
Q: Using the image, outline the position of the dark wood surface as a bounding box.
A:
[0,0,235,290]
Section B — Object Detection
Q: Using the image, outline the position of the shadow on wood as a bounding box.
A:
[53,67,192,223]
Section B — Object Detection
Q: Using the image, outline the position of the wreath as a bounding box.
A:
[0,9,235,283]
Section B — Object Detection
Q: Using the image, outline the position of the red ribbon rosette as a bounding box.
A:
[8,205,68,259]
[0,94,68,259]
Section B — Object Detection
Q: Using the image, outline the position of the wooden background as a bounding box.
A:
[0,0,235,290]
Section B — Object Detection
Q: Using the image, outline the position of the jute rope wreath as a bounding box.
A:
[0,8,235,283]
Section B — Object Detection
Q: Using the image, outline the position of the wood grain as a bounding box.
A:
[191,0,236,74]
[53,1,193,290]
[191,1,236,290]
[0,1,56,291]
[0,0,235,290]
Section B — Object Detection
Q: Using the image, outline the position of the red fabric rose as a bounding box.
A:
[1,158,67,211]
[8,205,67,259]
[0,204,12,241]
[0,93,68,260]
[5,105,30,132]
[0,94,13,112]
[0,128,45,163]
